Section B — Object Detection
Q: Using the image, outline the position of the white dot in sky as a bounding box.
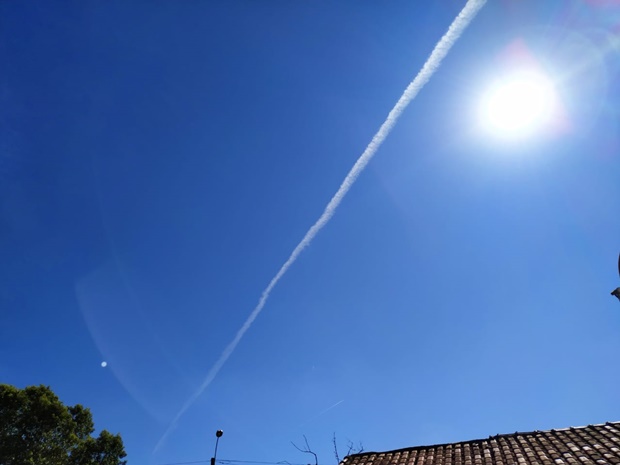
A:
[101,361,108,368]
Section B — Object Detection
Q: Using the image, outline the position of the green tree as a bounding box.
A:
[0,384,127,465]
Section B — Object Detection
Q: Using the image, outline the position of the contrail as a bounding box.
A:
[298,400,345,428]
[155,0,486,452]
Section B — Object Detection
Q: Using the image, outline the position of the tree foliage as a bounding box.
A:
[0,384,127,465]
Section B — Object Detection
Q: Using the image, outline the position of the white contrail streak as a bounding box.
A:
[298,400,345,428]
[155,0,486,452]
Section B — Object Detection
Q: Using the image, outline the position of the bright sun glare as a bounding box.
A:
[480,69,558,140]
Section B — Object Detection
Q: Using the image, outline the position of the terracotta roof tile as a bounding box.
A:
[343,423,620,465]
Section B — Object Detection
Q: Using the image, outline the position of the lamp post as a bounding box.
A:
[211,430,224,465]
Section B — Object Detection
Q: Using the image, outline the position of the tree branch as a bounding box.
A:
[333,433,340,464]
[291,435,318,465]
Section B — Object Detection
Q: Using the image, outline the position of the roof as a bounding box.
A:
[343,422,620,465]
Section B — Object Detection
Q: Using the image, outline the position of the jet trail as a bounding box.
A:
[155,0,486,452]
[298,400,345,428]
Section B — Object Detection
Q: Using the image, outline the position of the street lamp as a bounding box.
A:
[211,430,224,465]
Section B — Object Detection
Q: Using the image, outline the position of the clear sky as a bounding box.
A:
[2,1,620,464]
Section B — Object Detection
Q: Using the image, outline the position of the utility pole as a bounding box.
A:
[211,430,224,465]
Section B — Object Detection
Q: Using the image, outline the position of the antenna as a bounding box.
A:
[211,430,224,465]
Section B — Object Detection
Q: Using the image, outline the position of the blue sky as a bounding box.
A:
[2,1,620,464]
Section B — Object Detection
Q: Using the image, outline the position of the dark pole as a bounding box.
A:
[211,430,224,465]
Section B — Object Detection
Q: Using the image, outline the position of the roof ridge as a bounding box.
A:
[344,421,620,459]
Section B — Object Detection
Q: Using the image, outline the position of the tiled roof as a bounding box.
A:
[343,422,620,465]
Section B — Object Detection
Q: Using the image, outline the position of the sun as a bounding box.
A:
[479,69,558,140]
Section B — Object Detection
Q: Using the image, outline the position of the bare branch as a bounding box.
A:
[346,440,354,458]
[333,433,340,464]
[290,441,305,454]
[292,433,363,465]
[344,439,364,458]
[291,435,318,465]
